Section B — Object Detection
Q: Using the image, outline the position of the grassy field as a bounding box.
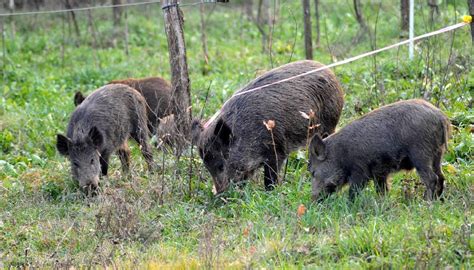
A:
[0,0,472,268]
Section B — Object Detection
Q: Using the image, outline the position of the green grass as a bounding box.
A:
[0,1,473,268]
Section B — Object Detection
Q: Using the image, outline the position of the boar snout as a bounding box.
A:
[213,176,230,195]
[81,178,99,196]
[311,176,337,202]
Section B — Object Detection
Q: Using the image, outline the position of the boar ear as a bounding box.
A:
[56,134,70,156]
[88,127,104,149]
[191,118,203,144]
[310,134,326,161]
[74,91,85,106]
[214,119,232,145]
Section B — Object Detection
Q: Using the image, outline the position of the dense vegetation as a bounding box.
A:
[0,1,472,268]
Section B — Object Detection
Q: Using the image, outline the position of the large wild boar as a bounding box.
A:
[309,99,450,201]
[192,60,344,194]
[74,76,172,135]
[57,84,154,191]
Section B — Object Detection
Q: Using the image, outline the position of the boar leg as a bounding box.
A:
[432,151,445,198]
[374,173,389,195]
[348,171,369,201]
[411,152,438,200]
[417,168,438,200]
[132,130,155,172]
[100,151,111,176]
[117,142,131,172]
[263,157,284,191]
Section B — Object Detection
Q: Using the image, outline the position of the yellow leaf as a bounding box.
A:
[445,164,457,174]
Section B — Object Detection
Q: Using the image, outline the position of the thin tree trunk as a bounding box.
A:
[112,0,122,47]
[428,0,440,25]
[274,0,280,23]
[268,0,277,67]
[314,0,320,47]
[61,14,66,70]
[352,0,368,43]
[468,0,474,43]
[265,0,271,26]
[64,0,81,38]
[112,0,123,27]
[87,9,101,69]
[8,0,16,42]
[124,9,129,56]
[1,18,6,82]
[199,3,209,74]
[256,0,268,52]
[161,0,192,156]
[353,0,368,31]
[244,0,254,20]
[302,0,313,59]
[401,0,409,35]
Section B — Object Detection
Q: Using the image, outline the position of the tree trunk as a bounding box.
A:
[302,0,313,59]
[401,0,409,35]
[244,0,254,20]
[112,0,122,28]
[87,9,101,68]
[353,0,368,31]
[314,0,320,47]
[64,0,81,38]
[124,9,129,56]
[161,0,192,154]
[256,0,268,52]
[428,0,439,25]
[469,0,474,43]
[1,18,6,82]
[8,0,16,42]
[199,3,210,75]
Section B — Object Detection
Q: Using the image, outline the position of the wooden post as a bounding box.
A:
[161,0,192,153]
[469,0,474,43]
[302,0,313,59]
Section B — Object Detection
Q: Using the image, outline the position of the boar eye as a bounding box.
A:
[218,164,224,171]
[90,158,94,164]
[73,161,80,168]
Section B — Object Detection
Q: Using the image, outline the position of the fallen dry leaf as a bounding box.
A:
[297,204,306,217]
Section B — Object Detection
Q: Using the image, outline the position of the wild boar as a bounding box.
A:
[309,99,450,201]
[192,60,344,194]
[57,84,154,191]
[74,76,172,135]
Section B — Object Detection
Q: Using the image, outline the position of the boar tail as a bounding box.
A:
[441,115,451,151]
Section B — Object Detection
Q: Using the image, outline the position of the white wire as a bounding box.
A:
[203,21,470,126]
[0,0,218,17]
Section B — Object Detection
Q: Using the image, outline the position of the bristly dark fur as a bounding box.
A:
[57,84,154,190]
[108,77,172,135]
[309,99,451,201]
[193,60,345,194]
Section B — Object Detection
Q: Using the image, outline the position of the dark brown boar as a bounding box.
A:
[74,77,172,135]
[192,60,344,194]
[57,84,154,191]
[309,99,451,201]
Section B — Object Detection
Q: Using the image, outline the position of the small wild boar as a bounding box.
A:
[193,60,344,194]
[57,84,154,191]
[74,76,172,135]
[309,99,451,201]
